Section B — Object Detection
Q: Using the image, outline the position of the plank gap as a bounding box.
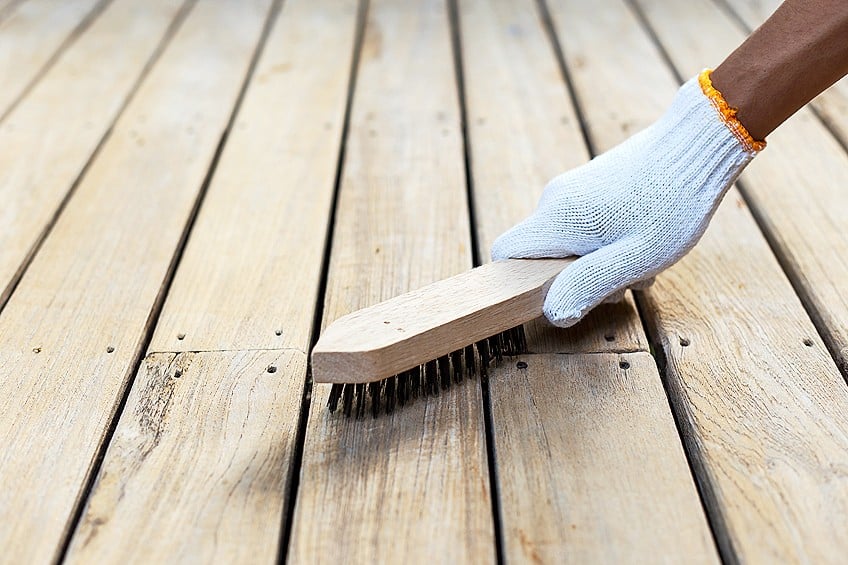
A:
[277,0,370,561]
[56,0,285,558]
[0,0,197,315]
[0,0,113,125]
[446,0,505,562]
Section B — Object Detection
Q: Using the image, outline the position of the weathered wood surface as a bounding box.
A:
[0,0,187,307]
[288,0,495,561]
[714,0,848,372]
[148,0,359,355]
[0,0,271,561]
[2,1,848,562]
[457,0,648,354]
[459,0,715,561]
[67,349,304,564]
[0,0,102,117]
[560,0,848,561]
[67,0,359,561]
[490,352,718,563]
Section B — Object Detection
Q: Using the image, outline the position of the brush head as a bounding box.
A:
[311,258,570,384]
[327,325,528,417]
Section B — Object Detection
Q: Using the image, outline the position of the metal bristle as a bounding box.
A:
[464,344,476,376]
[425,359,438,396]
[342,383,354,417]
[438,355,451,390]
[450,349,463,383]
[355,383,366,418]
[477,338,491,376]
[327,324,530,418]
[369,381,382,418]
[410,366,421,399]
[328,383,343,412]
[385,376,397,414]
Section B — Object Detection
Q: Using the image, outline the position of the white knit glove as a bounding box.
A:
[492,71,765,327]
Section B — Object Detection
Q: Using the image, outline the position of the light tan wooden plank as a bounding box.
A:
[68,1,359,561]
[814,77,848,148]
[67,349,304,564]
[636,0,848,373]
[289,0,494,561]
[148,0,357,354]
[458,0,648,354]
[459,1,716,561]
[0,0,103,118]
[0,1,272,561]
[490,352,717,563]
[0,0,188,306]
[555,0,848,561]
[725,1,848,370]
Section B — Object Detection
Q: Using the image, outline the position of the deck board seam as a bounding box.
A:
[55,0,285,559]
[447,0,505,559]
[277,0,369,561]
[0,0,198,316]
[640,0,848,381]
[0,0,114,125]
[624,0,848,561]
[547,0,728,560]
[145,346,308,357]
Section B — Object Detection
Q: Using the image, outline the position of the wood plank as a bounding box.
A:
[457,0,648,354]
[713,0,848,375]
[0,1,272,561]
[814,77,848,148]
[67,1,359,561]
[0,0,188,307]
[68,349,305,564]
[554,0,848,561]
[636,0,848,373]
[458,1,716,561]
[148,0,358,354]
[288,0,494,561]
[490,352,717,563]
[0,0,103,118]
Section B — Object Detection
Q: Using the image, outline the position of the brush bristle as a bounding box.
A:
[327,324,528,417]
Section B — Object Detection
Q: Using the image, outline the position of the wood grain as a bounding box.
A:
[559,0,848,561]
[68,0,360,560]
[67,350,305,564]
[288,0,495,561]
[0,0,187,307]
[0,1,271,561]
[148,0,359,354]
[312,258,573,383]
[490,352,717,564]
[0,0,102,117]
[458,0,648,354]
[459,1,716,561]
[712,0,848,372]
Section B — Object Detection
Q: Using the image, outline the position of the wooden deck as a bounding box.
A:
[2,0,848,562]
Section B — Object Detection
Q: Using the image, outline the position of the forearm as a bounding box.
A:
[711,0,848,140]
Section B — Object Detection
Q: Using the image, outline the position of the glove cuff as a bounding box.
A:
[698,68,766,153]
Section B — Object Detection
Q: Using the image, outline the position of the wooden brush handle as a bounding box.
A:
[311,258,574,384]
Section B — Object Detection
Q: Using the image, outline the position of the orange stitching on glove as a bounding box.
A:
[699,69,766,153]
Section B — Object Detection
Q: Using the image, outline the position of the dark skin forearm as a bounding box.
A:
[711,0,848,141]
